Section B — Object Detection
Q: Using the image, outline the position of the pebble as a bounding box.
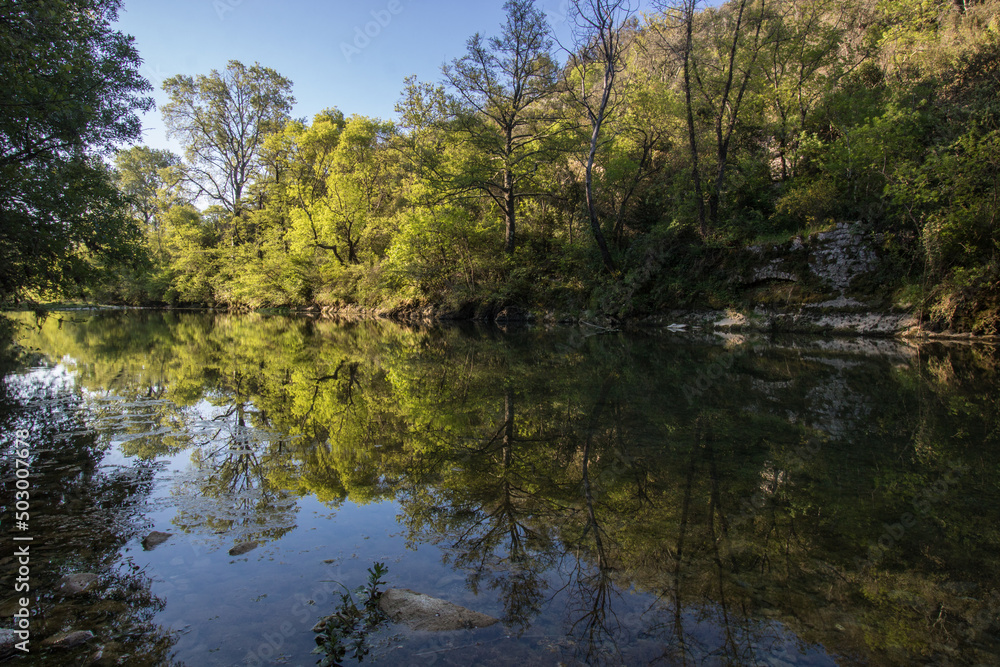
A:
[58,572,100,596]
[141,531,172,550]
[228,541,259,556]
[41,630,95,648]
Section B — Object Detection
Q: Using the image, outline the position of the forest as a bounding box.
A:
[3,0,1000,332]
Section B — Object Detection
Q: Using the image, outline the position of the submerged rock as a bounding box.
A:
[42,630,94,648]
[495,307,533,324]
[1,628,18,653]
[58,573,99,596]
[228,541,259,556]
[141,531,172,550]
[378,588,499,631]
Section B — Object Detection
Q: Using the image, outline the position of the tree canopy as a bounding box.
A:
[0,0,154,303]
[12,0,999,334]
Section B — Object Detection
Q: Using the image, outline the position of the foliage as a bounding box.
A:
[0,0,153,304]
[162,60,295,220]
[312,562,389,666]
[441,0,562,254]
[68,0,1000,331]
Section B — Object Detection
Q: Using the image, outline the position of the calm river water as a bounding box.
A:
[1,310,998,666]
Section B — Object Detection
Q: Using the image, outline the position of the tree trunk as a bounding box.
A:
[682,3,707,236]
[586,121,617,272]
[504,167,516,254]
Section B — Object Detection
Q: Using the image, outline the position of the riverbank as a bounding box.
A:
[5,222,995,341]
[257,221,978,340]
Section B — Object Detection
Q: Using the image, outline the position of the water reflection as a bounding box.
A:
[2,311,999,665]
[0,366,177,664]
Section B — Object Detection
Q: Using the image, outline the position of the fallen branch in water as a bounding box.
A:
[581,320,620,335]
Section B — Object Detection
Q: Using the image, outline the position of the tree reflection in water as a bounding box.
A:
[0,364,178,664]
[7,311,1000,665]
[172,380,299,545]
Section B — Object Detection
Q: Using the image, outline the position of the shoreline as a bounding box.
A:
[6,303,999,342]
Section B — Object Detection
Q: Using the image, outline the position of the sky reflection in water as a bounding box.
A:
[1,311,998,665]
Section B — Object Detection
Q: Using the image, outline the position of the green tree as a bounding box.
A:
[291,115,397,266]
[161,205,220,304]
[114,146,182,254]
[693,0,771,230]
[162,60,295,238]
[0,0,154,303]
[442,0,561,254]
[564,0,639,271]
[758,0,869,181]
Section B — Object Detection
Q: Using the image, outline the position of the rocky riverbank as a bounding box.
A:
[295,222,1000,340]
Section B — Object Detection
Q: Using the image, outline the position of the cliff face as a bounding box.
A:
[738,222,918,335]
[304,222,938,337]
[634,222,922,337]
[745,222,878,299]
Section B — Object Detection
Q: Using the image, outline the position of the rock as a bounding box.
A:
[378,588,499,631]
[0,628,18,651]
[228,541,258,556]
[42,630,94,648]
[494,307,533,323]
[748,257,800,284]
[58,573,99,596]
[141,531,172,550]
[808,222,877,293]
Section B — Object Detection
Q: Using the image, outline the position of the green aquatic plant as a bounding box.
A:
[312,562,389,666]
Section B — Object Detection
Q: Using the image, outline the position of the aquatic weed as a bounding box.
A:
[312,562,389,665]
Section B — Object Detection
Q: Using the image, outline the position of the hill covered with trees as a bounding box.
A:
[5,0,1000,333]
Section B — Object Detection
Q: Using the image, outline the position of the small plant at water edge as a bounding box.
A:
[312,562,389,665]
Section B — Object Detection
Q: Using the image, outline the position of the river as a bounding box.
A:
[1,310,997,665]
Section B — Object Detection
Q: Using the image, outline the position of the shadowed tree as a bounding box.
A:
[693,0,771,229]
[649,0,708,234]
[442,0,561,254]
[651,0,770,235]
[564,0,639,272]
[0,0,154,303]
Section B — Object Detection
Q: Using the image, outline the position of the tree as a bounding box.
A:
[114,146,182,253]
[694,0,770,230]
[759,0,868,181]
[649,0,708,233]
[290,115,397,266]
[161,205,220,305]
[443,0,560,254]
[0,0,154,303]
[161,61,295,241]
[564,0,639,272]
[651,0,771,234]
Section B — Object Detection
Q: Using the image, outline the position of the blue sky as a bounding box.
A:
[116,0,642,154]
